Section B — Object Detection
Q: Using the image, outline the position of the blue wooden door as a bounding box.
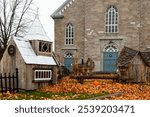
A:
[103,52,118,72]
[64,56,73,72]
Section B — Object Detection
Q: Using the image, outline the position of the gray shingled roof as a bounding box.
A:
[117,47,138,67]
[117,46,150,67]
[140,52,150,67]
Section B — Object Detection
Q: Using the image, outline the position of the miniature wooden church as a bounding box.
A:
[0,14,58,90]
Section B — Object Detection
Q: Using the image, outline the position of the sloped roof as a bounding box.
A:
[51,0,75,19]
[13,37,57,65]
[24,14,52,42]
[117,46,150,67]
[117,47,139,67]
[140,52,150,67]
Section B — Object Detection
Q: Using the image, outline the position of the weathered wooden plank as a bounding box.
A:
[73,73,119,84]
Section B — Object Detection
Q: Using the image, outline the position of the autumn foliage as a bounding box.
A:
[1,77,150,100]
[40,77,150,100]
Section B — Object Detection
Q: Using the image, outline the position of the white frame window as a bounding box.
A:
[65,23,74,45]
[106,5,118,33]
[34,70,52,81]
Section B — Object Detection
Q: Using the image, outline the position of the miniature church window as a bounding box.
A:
[65,23,74,45]
[39,42,51,53]
[106,5,118,33]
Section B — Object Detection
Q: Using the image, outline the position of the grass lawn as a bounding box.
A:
[0,91,109,100]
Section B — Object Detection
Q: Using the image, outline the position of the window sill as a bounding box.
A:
[62,45,78,50]
[32,79,52,83]
[38,52,52,55]
[99,36,124,41]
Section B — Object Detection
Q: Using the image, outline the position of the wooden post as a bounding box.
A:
[0,73,3,94]
[77,77,84,84]
[16,68,19,92]
[52,66,58,84]
[8,73,11,93]
[4,73,7,92]
[12,73,15,93]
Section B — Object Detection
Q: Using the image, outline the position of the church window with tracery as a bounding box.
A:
[106,5,118,33]
[65,23,74,45]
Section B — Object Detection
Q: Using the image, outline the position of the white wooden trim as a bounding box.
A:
[34,70,52,81]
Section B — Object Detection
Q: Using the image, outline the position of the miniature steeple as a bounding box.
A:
[25,9,52,42]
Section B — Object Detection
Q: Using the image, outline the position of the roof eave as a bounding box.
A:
[51,14,64,19]
[51,0,72,19]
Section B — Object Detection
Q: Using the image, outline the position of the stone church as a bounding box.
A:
[51,0,150,72]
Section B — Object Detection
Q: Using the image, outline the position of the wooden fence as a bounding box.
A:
[0,68,19,94]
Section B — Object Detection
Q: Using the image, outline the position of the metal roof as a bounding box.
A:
[14,37,57,65]
[24,14,52,42]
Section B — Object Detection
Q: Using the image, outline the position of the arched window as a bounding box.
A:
[64,53,73,58]
[106,5,118,33]
[65,23,74,45]
[103,42,118,52]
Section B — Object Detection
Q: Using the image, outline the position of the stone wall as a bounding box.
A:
[54,0,85,65]
[53,0,150,71]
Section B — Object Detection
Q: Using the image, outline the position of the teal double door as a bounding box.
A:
[103,52,118,72]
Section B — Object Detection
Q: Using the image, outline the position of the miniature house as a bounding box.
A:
[0,15,58,90]
[117,47,150,83]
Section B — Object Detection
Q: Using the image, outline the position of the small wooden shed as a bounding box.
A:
[117,46,150,83]
[0,15,58,90]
